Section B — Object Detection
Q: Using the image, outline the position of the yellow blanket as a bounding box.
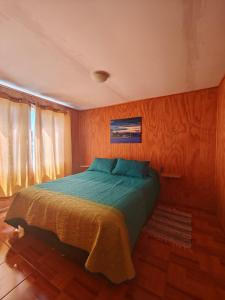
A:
[5,187,135,283]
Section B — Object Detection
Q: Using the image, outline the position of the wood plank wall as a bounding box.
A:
[0,84,219,212]
[72,88,218,212]
[215,77,225,229]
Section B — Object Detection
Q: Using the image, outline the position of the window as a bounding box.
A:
[0,99,72,197]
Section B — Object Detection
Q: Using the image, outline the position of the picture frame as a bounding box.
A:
[110,117,142,143]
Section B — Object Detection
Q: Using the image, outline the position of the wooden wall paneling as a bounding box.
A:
[215,77,225,230]
[73,88,218,212]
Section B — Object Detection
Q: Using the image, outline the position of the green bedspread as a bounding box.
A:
[36,169,160,247]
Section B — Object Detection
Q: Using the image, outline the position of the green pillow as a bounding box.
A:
[112,158,149,178]
[88,158,117,173]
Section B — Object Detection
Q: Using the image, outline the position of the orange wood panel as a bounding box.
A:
[73,88,218,212]
[215,76,225,230]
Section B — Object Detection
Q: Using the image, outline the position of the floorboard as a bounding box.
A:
[0,202,225,299]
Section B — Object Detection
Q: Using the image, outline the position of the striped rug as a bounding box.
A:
[144,205,192,248]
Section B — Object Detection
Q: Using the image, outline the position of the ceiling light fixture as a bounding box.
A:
[92,70,110,83]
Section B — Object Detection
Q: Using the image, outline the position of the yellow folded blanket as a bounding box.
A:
[5,187,135,283]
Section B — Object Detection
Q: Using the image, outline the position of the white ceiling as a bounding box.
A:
[0,0,225,110]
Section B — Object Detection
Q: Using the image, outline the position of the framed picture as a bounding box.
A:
[110,117,142,143]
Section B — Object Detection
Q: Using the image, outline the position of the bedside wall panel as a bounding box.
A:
[215,77,225,229]
[72,88,218,212]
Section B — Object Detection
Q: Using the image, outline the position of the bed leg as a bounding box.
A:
[13,225,25,238]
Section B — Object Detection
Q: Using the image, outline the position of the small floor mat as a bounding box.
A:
[144,205,192,248]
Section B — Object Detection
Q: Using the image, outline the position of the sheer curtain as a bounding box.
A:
[0,98,72,197]
[0,98,33,197]
[34,106,72,183]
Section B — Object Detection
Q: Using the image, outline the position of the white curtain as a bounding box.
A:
[0,98,72,197]
[0,98,33,197]
[34,107,72,183]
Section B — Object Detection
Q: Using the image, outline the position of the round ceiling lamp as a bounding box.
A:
[92,70,110,83]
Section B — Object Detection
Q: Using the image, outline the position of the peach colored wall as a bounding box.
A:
[72,88,218,212]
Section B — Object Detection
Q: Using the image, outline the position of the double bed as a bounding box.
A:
[5,160,159,283]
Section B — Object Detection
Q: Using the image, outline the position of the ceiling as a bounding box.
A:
[0,0,225,110]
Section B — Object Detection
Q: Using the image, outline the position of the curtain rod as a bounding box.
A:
[0,90,70,114]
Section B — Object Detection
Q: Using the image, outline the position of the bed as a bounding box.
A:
[5,162,159,283]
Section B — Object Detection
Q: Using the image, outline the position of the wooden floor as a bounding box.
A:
[0,204,225,299]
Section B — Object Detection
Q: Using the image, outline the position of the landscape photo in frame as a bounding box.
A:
[110,117,142,143]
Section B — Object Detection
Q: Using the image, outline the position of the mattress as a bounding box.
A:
[5,169,159,283]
